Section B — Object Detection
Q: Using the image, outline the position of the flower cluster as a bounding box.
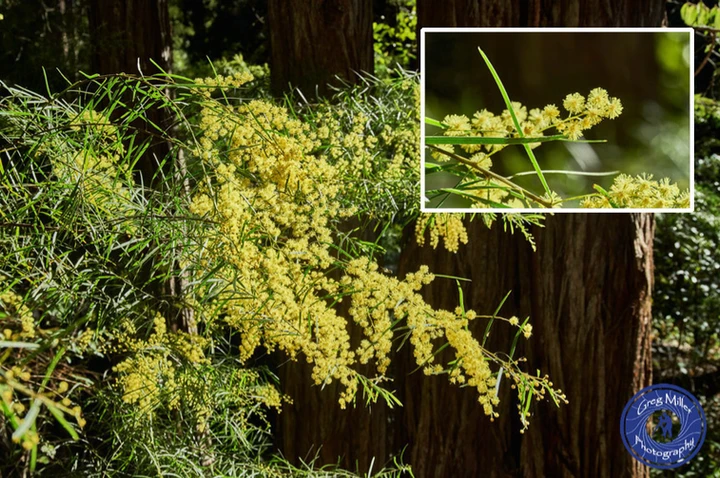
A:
[0,283,87,450]
[428,88,629,209]
[441,88,622,152]
[185,72,545,415]
[581,173,691,208]
[1,282,34,339]
[557,88,623,139]
[309,76,421,219]
[414,213,468,253]
[108,312,287,432]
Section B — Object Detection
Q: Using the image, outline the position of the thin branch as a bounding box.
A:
[426,145,553,208]
[693,26,720,34]
[696,31,717,76]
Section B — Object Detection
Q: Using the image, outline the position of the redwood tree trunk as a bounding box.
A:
[88,0,173,187]
[87,1,193,332]
[88,0,172,75]
[398,2,662,477]
[267,0,373,96]
[397,215,654,478]
[416,0,664,28]
[269,1,385,470]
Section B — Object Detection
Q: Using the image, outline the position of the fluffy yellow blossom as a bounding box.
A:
[430,144,454,162]
[563,93,586,114]
[469,153,492,169]
[587,87,610,112]
[581,174,689,209]
[415,214,468,253]
[443,114,472,136]
[0,285,34,339]
[542,104,561,123]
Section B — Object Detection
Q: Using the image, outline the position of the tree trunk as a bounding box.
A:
[88,0,172,76]
[416,0,664,28]
[87,1,194,333]
[397,215,654,478]
[399,2,662,477]
[88,0,173,187]
[267,0,373,96]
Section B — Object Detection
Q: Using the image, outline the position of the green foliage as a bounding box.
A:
[680,1,720,28]
[424,48,689,210]
[0,63,566,475]
[0,0,89,91]
[652,95,720,477]
[373,0,417,77]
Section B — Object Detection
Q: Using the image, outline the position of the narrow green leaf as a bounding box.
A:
[424,117,447,129]
[46,404,80,440]
[425,135,565,145]
[477,48,551,196]
[432,273,472,282]
[12,400,41,441]
[483,290,512,347]
[0,341,40,349]
[508,316,531,361]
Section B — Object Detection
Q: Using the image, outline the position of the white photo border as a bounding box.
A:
[419,27,695,214]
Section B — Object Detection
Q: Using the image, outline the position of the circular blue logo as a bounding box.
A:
[620,384,706,469]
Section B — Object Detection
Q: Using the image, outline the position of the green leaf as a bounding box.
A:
[477,48,551,196]
[424,117,448,129]
[681,2,698,25]
[425,135,565,145]
[424,162,444,172]
[697,2,711,26]
[0,340,40,349]
[12,400,41,442]
[483,291,512,348]
[46,404,80,440]
[707,7,717,27]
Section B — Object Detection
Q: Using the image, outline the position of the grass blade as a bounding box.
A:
[426,135,565,145]
[477,47,552,196]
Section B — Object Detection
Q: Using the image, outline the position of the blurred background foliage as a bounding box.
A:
[652,3,720,475]
[424,32,691,208]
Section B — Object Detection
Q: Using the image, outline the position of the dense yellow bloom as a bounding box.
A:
[430,144,454,162]
[563,93,586,114]
[469,152,492,169]
[415,214,468,253]
[542,104,560,122]
[443,114,472,136]
[0,282,34,339]
[182,75,544,415]
[581,174,690,209]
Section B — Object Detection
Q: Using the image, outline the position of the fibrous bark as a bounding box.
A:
[268,0,373,95]
[397,214,654,478]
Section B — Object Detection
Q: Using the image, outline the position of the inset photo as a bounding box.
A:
[421,28,693,212]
